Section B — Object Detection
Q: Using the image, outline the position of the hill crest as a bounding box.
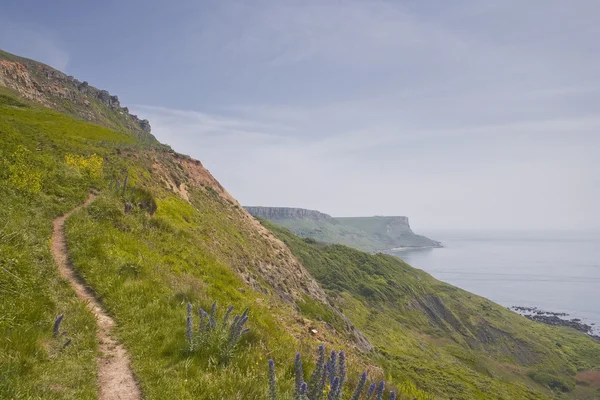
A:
[0,49,155,142]
[245,206,442,252]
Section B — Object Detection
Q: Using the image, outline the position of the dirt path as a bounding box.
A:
[52,194,142,400]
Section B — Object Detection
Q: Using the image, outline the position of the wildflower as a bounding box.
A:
[326,377,340,400]
[186,303,193,348]
[336,351,346,399]
[268,359,277,400]
[308,344,326,398]
[222,305,234,327]
[209,301,217,330]
[199,308,209,333]
[327,351,337,386]
[294,352,304,399]
[53,314,64,337]
[350,372,368,400]
[366,382,376,400]
[375,381,385,400]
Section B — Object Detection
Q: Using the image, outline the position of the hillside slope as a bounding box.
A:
[263,220,600,400]
[0,50,156,143]
[0,55,370,399]
[1,50,599,400]
[246,206,441,252]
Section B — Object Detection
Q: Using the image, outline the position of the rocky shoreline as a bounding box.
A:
[511,306,600,341]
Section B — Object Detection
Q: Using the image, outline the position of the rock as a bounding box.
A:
[139,119,151,133]
[245,207,334,221]
[109,95,120,108]
[97,90,111,104]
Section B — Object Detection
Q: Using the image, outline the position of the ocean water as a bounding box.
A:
[391,231,600,335]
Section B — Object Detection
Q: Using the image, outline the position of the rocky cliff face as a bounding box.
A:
[245,206,334,221]
[246,207,442,251]
[0,49,155,141]
[337,216,442,249]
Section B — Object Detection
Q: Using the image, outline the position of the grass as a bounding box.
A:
[264,220,600,399]
[0,88,370,399]
[0,50,158,144]
[0,89,111,399]
[2,82,600,400]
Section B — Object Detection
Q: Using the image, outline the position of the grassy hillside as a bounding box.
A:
[1,56,600,400]
[0,49,157,143]
[264,220,600,399]
[0,87,396,399]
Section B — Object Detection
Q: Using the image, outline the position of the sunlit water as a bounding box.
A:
[390,231,600,335]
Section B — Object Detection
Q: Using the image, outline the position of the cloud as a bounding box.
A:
[12,0,591,231]
[134,102,600,231]
[0,18,69,71]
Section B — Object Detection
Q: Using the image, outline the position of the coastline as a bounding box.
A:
[511,306,600,341]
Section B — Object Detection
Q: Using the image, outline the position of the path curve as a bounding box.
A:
[52,193,142,400]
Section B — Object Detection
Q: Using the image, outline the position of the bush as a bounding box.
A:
[185,301,250,365]
[87,196,124,221]
[65,152,103,181]
[2,145,43,194]
[128,187,157,215]
[528,371,575,392]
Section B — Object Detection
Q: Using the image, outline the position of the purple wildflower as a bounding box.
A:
[375,381,385,400]
[308,344,326,399]
[350,372,368,400]
[327,377,340,400]
[335,351,346,399]
[53,314,64,337]
[268,359,277,400]
[209,301,217,330]
[366,382,376,400]
[294,352,304,399]
[185,303,193,347]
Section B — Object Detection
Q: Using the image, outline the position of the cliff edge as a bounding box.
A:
[245,206,441,252]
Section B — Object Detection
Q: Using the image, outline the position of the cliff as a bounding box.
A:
[245,206,333,221]
[0,49,156,142]
[245,207,442,252]
[3,48,600,400]
[337,216,442,250]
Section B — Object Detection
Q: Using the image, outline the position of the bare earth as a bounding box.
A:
[51,194,141,400]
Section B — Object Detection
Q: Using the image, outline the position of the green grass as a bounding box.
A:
[2,82,600,400]
[0,88,372,399]
[0,50,158,144]
[264,220,600,399]
[0,89,117,399]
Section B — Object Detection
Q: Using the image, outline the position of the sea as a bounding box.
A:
[390,231,600,336]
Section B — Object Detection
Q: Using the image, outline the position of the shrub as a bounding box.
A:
[2,145,42,194]
[185,301,249,365]
[528,371,575,392]
[65,152,103,181]
[128,187,157,215]
[87,196,123,221]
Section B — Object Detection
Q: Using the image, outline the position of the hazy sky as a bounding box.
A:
[2,0,599,230]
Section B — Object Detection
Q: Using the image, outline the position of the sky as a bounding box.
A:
[1,0,599,231]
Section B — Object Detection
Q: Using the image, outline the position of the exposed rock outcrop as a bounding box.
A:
[245,206,334,221]
[150,155,373,352]
[245,206,442,252]
[0,49,155,141]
